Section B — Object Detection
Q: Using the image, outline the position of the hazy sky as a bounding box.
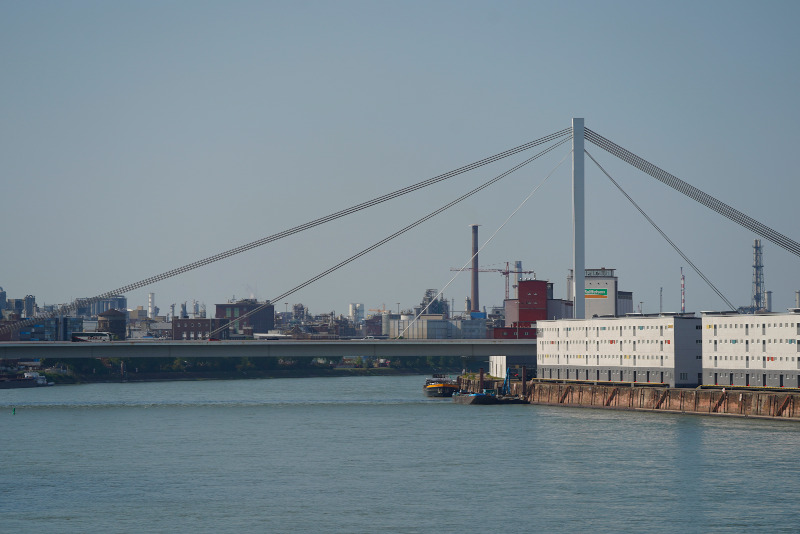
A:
[2,1,799,318]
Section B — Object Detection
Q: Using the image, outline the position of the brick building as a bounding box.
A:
[172,318,230,340]
[493,279,548,339]
[97,309,127,340]
[215,299,274,337]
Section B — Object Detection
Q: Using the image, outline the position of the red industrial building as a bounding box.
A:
[493,279,548,339]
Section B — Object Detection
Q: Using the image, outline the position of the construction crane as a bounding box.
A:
[368,304,389,314]
[450,262,536,300]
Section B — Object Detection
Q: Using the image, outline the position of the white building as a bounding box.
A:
[349,303,364,325]
[389,315,487,339]
[567,268,634,317]
[489,355,537,379]
[701,310,800,388]
[536,313,703,387]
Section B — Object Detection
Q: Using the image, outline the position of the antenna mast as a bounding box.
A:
[752,239,765,310]
[681,267,685,314]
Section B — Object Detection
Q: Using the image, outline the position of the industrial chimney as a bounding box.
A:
[470,224,479,313]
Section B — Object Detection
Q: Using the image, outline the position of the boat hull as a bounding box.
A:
[424,384,459,397]
[452,394,527,405]
[452,393,498,405]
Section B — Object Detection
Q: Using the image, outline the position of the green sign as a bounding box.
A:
[585,288,608,298]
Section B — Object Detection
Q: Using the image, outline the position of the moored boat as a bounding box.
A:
[424,374,459,397]
[0,372,53,389]
[452,388,528,405]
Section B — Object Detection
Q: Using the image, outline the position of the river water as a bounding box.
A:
[2,375,799,533]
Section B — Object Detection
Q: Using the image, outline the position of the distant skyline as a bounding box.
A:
[2,1,799,317]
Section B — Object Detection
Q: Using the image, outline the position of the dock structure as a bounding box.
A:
[458,375,800,421]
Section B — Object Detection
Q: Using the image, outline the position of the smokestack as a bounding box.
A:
[766,290,772,312]
[470,225,479,313]
[514,260,523,299]
[796,290,800,309]
[148,293,155,319]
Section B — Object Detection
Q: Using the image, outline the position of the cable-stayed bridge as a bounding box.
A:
[1,118,798,359]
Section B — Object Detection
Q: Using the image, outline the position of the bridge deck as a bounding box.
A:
[0,339,535,359]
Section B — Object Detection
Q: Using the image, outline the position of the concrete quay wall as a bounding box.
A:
[457,377,800,420]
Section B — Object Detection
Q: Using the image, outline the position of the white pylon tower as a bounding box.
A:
[572,118,585,319]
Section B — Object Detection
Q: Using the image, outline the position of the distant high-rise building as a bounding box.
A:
[6,299,25,317]
[23,295,36,318]
[349,303,364,325]
[91,296,127,317]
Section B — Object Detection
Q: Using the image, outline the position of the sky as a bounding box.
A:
[2,0,799,319]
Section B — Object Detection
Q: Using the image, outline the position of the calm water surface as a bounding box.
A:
[2,375,799,533]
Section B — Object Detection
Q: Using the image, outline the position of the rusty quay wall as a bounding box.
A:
[457,377,800,421]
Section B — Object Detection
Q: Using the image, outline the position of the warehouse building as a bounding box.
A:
[701,310,800,388]
[536,313,703,387]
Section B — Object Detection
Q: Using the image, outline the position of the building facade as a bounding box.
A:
[566,268,633,317]
[349,303,364,325]
[389,315,486,339]
[91,296,127,318]
[172,318,230,340]
[493,279,548,339]
[701,310,800,388]
[13,317,83,341]
[536,314,703,387]
[215,299,274,336]
[97,309,127,340]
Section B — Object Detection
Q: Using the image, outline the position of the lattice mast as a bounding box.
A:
[681,267,685,314]
[752,239,765,310]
